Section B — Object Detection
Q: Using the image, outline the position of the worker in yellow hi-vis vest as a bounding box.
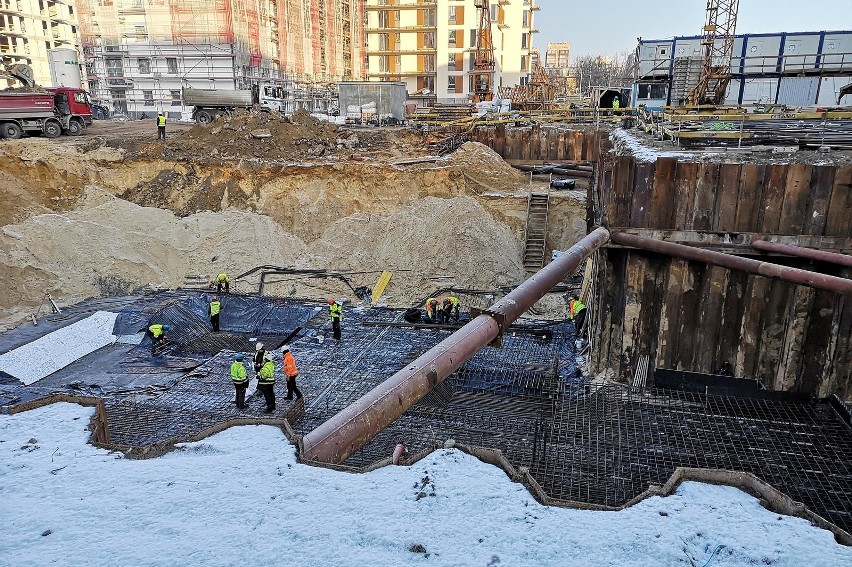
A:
[568,295,587,336]
[156,112,167,140]
[209,295,222,332]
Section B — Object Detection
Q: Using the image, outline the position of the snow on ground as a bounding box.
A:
[610,129,712,163]
[1,403,850,567]
[0,311,118,385]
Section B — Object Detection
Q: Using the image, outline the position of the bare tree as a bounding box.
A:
[573,51,636,96]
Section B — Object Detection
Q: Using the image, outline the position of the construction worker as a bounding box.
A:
[612,95,620,111]
[328,298,342,342]
[282,346,303,400]
[568,295,587,336]
[257,353,276,413]
[425,297,439,323]
[215,273,230,294]
[209,295,222,332]
[156,112,167,140]
[147,323,170,353]
[443,295,460,323]
[253,342,266,378]
[230,353,249,410]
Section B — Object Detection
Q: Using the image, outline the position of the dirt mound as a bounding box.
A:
[310,196,525,302]
[443,142,529,193]
[139,109,346,161]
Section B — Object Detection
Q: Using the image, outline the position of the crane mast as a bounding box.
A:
[472,1,496,103]
[688,0,740,106]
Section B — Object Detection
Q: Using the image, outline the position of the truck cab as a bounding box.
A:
[47,87,93,133]
[257,82,285,113]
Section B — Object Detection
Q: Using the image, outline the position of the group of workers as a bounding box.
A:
[230,342,303,413]
[424,295,460,324]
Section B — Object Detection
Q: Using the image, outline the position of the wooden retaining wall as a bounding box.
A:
[471,125,600,162]
[594,157,852,398]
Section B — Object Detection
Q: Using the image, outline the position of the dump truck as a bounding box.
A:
[0,87,93,139]
[183,83,285,124]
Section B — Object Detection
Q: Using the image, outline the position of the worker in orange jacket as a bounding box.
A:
[282,345,303,400]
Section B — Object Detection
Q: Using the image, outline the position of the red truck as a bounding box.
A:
[0,87,92,139]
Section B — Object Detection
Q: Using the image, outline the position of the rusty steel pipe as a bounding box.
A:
[751,239,852,268]
[301,227,611,464]
[612,232,852,295]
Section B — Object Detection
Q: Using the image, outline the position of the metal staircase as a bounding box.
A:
[522,192,550,271]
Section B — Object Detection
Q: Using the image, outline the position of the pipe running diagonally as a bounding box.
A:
[301,227,611,464]
[751,239,852,269]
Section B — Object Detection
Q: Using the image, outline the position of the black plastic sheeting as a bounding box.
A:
[114,292,320,338]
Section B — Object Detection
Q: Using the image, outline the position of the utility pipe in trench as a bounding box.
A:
[301,227,611,464]
[611,232,852,295]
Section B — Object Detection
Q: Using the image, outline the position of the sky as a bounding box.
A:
[533,0,852,58]
[2,402,852,566]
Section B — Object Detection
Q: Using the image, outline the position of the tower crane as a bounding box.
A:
[472,1,496,103]
[688,0,740,106]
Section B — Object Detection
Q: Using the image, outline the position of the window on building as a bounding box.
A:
[491,4,498,21]
[448,76,457,92]
[448,54,456,71]
[143,90,153,106]
[137,58,150,74]
[166,57,178,74]
[422,31,435,48]
[521,55,527,72]
[448,6,457,24]
[637,83,668,100]
[423,54,435,72]
[105,57,123,77]
[378,33,389,50]
[522,34,528,49]
[470,29,477,49]
[423,8,435,26]
[170,89,181,106]
[134,25,146,38]
[523,10,529,27]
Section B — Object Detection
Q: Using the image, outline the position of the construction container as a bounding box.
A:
[338,81,407,122]
[47,48,82,89]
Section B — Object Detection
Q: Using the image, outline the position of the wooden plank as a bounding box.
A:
[714,163,741,231]
[547,130,559,161]
[572,131,584,162]
[495,124,506,158]
[557,131,568,161]
[823,296,852,399]
[605,229,852,253]
[614,157,636,228]
[647,157,677,229]
[774,286,814,392]
[694,265,729,372]
[758,164,788,234]
[673,260,705,370]
[520,128,532,161]
[824,165,852,237]
[796,289,834,395]
[734,164,766,232]
[673,162,699,231]
[755,279,791,389]
[655,258,685,369]
[528,125,541,161]
[690,163,719,231]
[715,269,748,370]
[621,253,647,382]
[629,162,654,228]
[601,250,628,376]
[803,165,835,236]
[735,275,769,380]
[778,163,812,235]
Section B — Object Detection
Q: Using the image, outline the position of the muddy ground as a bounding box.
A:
[0,118,587,330]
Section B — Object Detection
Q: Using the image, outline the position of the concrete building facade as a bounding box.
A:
[544,41,569,69]
[0,0,81,88]
[365,0,537,105]
[74,0,367,118]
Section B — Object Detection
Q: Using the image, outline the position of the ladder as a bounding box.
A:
[522,192,550,271]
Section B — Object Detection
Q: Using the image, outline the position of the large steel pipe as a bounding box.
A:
[612,232,852,295]
[302,227,611,464]
[751,239,852,268]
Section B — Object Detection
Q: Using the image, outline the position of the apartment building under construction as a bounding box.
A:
[75,0,367,117]
[0,0,80,88]
[365,0,537,105]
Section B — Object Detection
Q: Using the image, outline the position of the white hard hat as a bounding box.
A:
[282,345,290,352]
[256,342,264,351]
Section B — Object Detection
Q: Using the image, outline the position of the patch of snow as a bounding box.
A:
[0,311,118,385]
[610,129,713,163]
[1,403,850,566]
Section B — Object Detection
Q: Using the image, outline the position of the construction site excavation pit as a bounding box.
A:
[3,118,852,555]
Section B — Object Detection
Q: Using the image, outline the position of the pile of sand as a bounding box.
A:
[0,191,526,328]
[141,108,346,161]
[442,142,529,193]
